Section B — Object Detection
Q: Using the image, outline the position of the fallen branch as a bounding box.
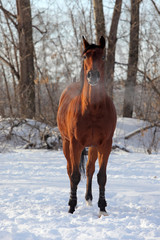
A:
[112,144,130,152]
[124,123,160,140]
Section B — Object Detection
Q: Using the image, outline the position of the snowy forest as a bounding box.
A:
[0,0,160,153]
[0,0,160,122]
[0,1,160,239]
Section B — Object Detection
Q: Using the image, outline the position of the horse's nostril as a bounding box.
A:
[87,71,100,79]
[87,71,91,79]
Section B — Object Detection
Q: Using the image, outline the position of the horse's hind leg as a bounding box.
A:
[63,138,72,180]
[68,138,83,214]
[63,138,74,213]
[97,140,112,216]
[85,147,97,205]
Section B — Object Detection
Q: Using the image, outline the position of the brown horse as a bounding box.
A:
[57,36,117,215]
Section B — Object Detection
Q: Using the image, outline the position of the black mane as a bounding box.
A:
[80,61,84,91]
[82,44,100,55]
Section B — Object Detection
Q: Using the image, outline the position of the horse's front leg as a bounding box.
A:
[97,140,112,216]
[85,147,98,206]
[68,137,83,214]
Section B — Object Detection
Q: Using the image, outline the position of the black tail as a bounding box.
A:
[79,148,87,176]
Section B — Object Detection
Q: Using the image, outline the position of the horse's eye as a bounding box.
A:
[83,55,87,60]
[102,56,105,60]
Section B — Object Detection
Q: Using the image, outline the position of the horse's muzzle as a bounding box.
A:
[87,70,100,86]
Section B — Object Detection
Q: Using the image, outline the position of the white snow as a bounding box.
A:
[0,118,160,239]
[0,149,160,240]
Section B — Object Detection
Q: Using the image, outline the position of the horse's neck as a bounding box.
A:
[81,79,106,114]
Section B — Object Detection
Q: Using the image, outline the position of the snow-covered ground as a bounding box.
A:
[0,149,160,240]
[0,117,160,239]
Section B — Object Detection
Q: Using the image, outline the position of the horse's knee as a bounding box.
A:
[71,170,81,186]
[86,162,95,177]
[97,170,106,187]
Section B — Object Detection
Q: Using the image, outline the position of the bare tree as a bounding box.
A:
[106,0,122,98]
[123,0,140,117]
[0,0,35,118]
[0,1,20,117]
[16,0,35,118]
[92,0,122,98]
[92,0,106,42]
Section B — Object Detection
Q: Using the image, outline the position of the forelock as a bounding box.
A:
[82,44,100,55]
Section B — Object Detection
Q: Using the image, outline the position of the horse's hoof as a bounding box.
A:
[86,200,92,206]
[98,211,109,217]
[68,207,75,214]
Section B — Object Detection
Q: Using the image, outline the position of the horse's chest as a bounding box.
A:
[74,113,109,146]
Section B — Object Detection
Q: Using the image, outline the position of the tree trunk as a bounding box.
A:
[123,0,140,118]
[16,0,35,118]
[106,0,122,98]
[2,65,13,116]
[92,0,106,43]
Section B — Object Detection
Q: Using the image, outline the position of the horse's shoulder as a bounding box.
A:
[61,82,81,99]
[66,82,81,92]
[105,94,117,123]
[105,94,115,107]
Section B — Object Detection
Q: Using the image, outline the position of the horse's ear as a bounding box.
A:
[99,36,105,49]
[82,36,90,50]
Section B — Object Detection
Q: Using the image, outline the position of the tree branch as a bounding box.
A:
[0,56,20,79]
[115,60,160,98]
[32,25,47,35]
[138,68,160,98]
[0,3,18,29]
[151,0,160,15]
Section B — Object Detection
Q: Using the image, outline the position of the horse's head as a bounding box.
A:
[82,36,105,86]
